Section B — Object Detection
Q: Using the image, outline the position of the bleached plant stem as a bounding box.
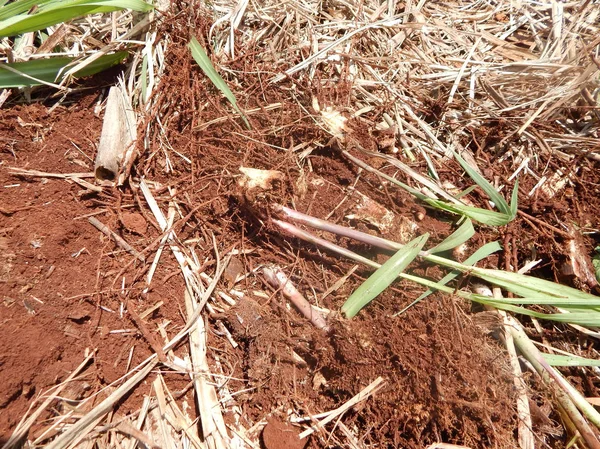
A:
[45,358,158,449]
[145,206,175,290]
[272,219,379,269]
[274,209,472,271]
[3,352,95,449]
[271,219,469,296]
[506,315,600,449]
[184,288,230,449]
[262,266,330,332]
[492,288,534,449]
[298,377,385,439]
[140,179,203,298]
[277,205,402,252]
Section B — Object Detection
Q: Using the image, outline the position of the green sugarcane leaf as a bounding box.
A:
[0,0,152,37]
[465,293,600,327]
[593,247,600,283]
[342,233,429,318]
[0,51,127,87]
[0,0,52,21]
[188,36,251,129]
[480,303,600,327]
[421,149,439,181]
[427,218,474,254]
[470,296,600,307]
[510,178,519,217]
[395,241,503,315]
[452,149,516,221]
[420,253,599,303]
[454,185,477,199]
[1,7,114,37]
[468,267,596,300]
[426,199,513,226]
[541,353,600,367]
[344,151,514,226]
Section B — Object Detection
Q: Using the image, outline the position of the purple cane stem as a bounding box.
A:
[272,219,378,269]
[263,266,331,332]
[279,205,402,252]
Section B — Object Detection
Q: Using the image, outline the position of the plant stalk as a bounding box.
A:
[506,315,600,449]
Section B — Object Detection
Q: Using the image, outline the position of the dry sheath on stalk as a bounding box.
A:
[94,84,137,183]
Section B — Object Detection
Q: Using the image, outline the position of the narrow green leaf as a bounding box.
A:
[462,290,600,327]
[341,150,513,226]
[593,247,600,283]
[541,353,600,367]
[507,319,600,430]
[421,252,598,301]
[510,178,519,217]
[454,185,477,199]
[452,149,510,214]
[452,149,516,221]
[342,233,429,318]
[475,301,600,327]
[427,218,474,254]
[420,149,439,181]
[395,241,502,315]
[425,199,513,226]
[0,0,49,21]
[468,267,596,300]
[0,51,127,88]
[0,0,153,38]
[188,36,251,129]
[470,296,600,307]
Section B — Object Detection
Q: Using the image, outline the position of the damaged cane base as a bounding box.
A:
[94,83,137,184]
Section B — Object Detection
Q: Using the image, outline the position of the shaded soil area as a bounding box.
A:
[2,8,600,449]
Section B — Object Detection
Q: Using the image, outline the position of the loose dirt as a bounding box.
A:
[0,82,520,448]
[1,8,599,449]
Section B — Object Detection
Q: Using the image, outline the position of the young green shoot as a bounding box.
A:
[452,149,518,222]
[342,233,429,318]
[340,148,518,226]
[395,241,502,316]
[188,37,251,129]
[425,217,474,254]
[0,0,153,38]
[273,208,600,326]
[541,353,600,367]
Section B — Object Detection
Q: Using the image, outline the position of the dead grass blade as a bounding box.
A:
[45,358,158,449]
[298,377,386,439]
[2,351,95,449]
[184,289,230,449]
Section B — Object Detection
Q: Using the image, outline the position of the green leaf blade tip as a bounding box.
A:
[342,233,429,318]
[188,37,251,130]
